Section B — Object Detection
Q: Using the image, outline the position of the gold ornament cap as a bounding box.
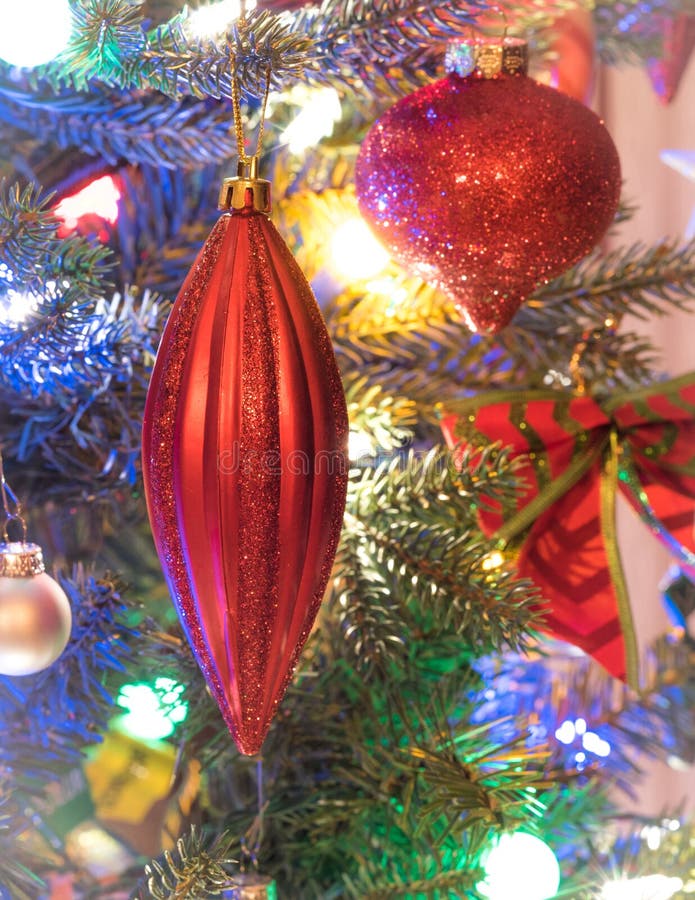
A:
[219,157,272,215]
[0,542,46,578]
[223,873,277,900]
[445,36,528,79]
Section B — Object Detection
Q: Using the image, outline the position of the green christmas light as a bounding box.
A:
[116,677,188,741]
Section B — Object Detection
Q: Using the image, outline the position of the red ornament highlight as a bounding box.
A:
[142,188,348,755]
[355,39,621,334]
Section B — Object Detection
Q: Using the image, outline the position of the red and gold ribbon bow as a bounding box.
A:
[441,372,695,687]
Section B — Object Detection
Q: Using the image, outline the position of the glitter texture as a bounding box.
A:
[355,71,621,333]
[142,207,348,756]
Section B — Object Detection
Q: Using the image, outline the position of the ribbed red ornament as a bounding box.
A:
[142,192,348,755]
[355,38,621,334]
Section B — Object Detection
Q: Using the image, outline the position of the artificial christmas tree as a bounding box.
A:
[0,1,694,898]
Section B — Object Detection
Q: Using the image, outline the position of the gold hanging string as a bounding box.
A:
[0,447,27,543]
[231,62,273,166]
[476,4,508,40]
[569,315,620,396]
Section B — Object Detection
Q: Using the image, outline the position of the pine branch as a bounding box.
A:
[521,238,695,330]
[331,530,408,676]
[347,448,544,654]
[345,372,417,455]
[0,83,236,169]
[0,182,65,280]
[0,286,164,400]
[296,0,569,95]
[38,8,313,100]
[347,864,477,899]
[138,826,236,899]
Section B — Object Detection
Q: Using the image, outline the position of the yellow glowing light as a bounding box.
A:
[283,88,342,155]
[481,550,505,572]
[348,429,376,462]
[600,875,684,900]
[331,218,390,281]
[186,0,256,38]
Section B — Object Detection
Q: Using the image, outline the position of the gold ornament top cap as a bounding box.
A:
[0,541,45,578]
[219,157,272,215]
[445,36,528,79]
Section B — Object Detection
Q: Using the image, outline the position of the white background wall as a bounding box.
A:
[598,58,695,813]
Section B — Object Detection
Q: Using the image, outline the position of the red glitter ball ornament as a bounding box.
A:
[142,163,348,756]
[355,38,621,333]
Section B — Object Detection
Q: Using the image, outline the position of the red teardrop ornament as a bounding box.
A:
[142,194,348,755]
[355,40,621,334]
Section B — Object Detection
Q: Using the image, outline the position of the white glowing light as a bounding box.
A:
[640,825,663,852]
[283,88,342,155]
[331,218,390,281]
[348,429,376,462]
[55,176,121,231]
[600,875,684,900]
[0,0,73,68]
[479,832,561,900]
[0,290,38,325]
[582,730,611,757]
[555,719,576,745]
[364,278,407,306]
[186,0,256,39]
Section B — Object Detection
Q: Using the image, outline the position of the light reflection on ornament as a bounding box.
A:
[331,218,390,281]
[185,0,256,38]
[0,0,73,68]
[55,176,121,232]
[479,832,561,900]
[283,88,342,155]
[600,874,684,900]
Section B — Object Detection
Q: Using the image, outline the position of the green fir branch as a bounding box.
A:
[39,7,313,100]
[522,238,695,329]
[138,826,236,899]
[331,531,408,676]
[347,448,543,654]
[0,83,236,169]
[296,0,569,95]
[65,0,147,82]
[347,864,477,899]
[0,182,61,278]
